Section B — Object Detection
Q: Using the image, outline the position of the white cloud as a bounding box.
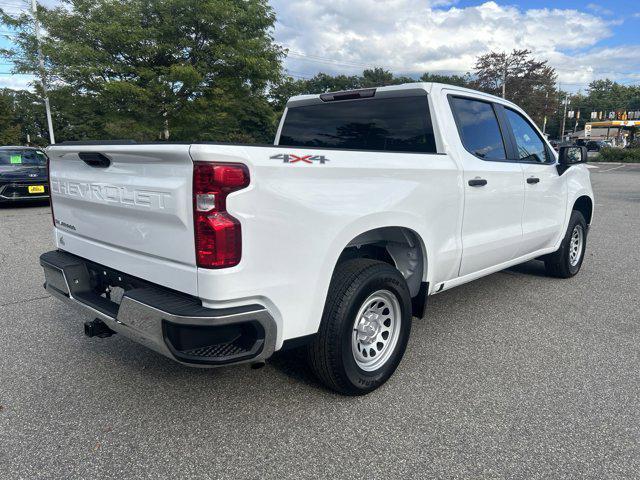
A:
[2,1,638,91]
[272,0,638,89]
[586,3,614,16]
[0,74,34,90]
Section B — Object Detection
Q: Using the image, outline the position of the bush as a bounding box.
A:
[595,147,640,163]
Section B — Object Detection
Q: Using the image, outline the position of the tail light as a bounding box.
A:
[193,162,249,268]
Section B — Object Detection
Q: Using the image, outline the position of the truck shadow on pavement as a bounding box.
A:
[267,348,323,388]
[53,305,329,394]
[46,258,552,399]
[505,259,549,277]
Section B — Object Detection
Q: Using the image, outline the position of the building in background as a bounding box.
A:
[571,120,639,147]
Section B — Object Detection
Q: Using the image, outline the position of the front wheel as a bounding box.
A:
[306,259,412,395]
[544,210,588,278]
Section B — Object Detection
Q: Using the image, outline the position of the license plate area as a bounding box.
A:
[28,185,45,194]
[86,263,145,306]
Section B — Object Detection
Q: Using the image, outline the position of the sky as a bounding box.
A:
[1,0,639,92]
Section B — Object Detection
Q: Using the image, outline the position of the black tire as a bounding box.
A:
[544,210,588,278]
[306,258,412,395]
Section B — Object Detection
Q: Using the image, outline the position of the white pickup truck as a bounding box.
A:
[41,83,593,395]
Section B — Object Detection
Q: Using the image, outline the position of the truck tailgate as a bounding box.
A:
[47,144,197,294]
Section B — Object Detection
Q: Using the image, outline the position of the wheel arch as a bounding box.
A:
[573,195,593,225]
[333,225,430,318]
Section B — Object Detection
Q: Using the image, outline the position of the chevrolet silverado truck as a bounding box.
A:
[40,83,593,395]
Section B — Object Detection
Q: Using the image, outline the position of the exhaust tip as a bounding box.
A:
[250,361,266,370]
[84,318,116,338]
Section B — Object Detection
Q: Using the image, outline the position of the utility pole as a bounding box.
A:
[31,0,55,145]
[502,55,508,99]
[542,91,549,135]
[561,93,569,141]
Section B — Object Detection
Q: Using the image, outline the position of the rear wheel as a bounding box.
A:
[306,259,412,395]
[544,210,588,278]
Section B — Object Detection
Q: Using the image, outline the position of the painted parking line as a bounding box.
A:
[598,164,626,173]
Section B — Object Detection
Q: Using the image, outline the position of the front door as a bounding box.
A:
[448,95,525,277]
[502,108,567,255]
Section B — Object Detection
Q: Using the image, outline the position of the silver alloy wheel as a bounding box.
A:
[569,224,584,267]
[351,289,401,372]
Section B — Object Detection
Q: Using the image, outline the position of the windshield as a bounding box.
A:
[0,149,47,166]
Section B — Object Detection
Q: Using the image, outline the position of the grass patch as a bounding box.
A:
[592,148,640,163]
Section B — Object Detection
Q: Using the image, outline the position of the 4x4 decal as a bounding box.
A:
[270,153,330,164]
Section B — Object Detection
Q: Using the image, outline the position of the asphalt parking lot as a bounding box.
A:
[1,163,639,479]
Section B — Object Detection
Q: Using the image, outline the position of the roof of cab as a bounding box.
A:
[286,82,432,108]
[286,81,517,110]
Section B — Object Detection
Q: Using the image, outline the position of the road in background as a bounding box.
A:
[1,164,639,479]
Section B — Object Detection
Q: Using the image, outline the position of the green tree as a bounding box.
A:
[1,0,284,143]
[473,49,558,129]
[360,67,412,87]
[1,86,107,145]
[267,77,300,112]
[269,68,409,117]
[575,80,640,115]
[564,80,640,140]
[0,89,21,144]
[419,72,470,88]
[304,72,361,92]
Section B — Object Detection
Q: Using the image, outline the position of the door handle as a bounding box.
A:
[468,178,488,187]
[527,177,540,184]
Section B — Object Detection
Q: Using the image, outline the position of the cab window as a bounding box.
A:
[449,97,507,161]
[279,95,437,153]
[505,109,550,163]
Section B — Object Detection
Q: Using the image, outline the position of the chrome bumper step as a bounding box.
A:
[40,250,277,366]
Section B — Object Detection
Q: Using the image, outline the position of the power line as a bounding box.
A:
[284,71,312,80]
[284,47,640,86]
[287,47,637,76]
[287,51,378,70]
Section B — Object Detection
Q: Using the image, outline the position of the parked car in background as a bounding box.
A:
[586,140,608,152]
[0,146,49,203]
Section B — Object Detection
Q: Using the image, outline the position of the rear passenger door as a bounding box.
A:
[448,95,525,277]
[503,108,567,255]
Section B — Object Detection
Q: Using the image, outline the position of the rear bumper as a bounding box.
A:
[0,182,49,202]
[39,250,277,367]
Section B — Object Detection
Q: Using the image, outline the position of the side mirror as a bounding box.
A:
[559,146,587,166]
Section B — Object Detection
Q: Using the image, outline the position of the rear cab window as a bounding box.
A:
[449,96,507,161]
[279,94,437,153]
